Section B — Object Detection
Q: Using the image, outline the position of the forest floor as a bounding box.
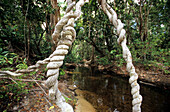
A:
[0,79,76,112]
[0,62,169,111]
[0,71,95,112]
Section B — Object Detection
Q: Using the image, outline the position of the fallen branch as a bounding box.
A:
[0,71,22,76]
[44,96,53,107]
[0,77,19,84]
[0,57,50,77]
[0,77,44,83]
[31,77,48,96]
[28,89,42,92]
[9,77,19,84]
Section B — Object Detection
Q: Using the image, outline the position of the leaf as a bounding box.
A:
[2,51,8,54]
[127,0,133,5]
[49,106,54,110]
[8,60,13,64]
[12,32,16,34]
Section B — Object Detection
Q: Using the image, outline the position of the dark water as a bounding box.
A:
[69,67,170,112]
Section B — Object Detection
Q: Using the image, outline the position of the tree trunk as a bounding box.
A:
[27,22,31,61]
[143,2,150,42]
[86,39,105,57]
[139,0,143,41]
[126,6,131,45]
[50,0,60,34]
[50,0,61,52]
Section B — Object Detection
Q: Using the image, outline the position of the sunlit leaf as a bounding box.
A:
[49,106,54,110]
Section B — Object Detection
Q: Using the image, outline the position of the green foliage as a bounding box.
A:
[70,0,169,74]
[0,79,30,111]
[65,42,85,63]
[63,95,72,102]
[16,58,28,70]
[0,0,169,82]
[0,67,47,111]
[1,67,13,71]
[96,56,110,65]
[57,68,65,80]
[129,35,169,73]
[59,68,65,76]
[0,0,54,62]
[0,48,18,66]
[0,48,29,71]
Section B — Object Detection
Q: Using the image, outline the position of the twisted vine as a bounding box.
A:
[0,0,88,111]
[45,0,88,111]
[45,19,75,112]
[0,58,50,76]
[99,0,142,112]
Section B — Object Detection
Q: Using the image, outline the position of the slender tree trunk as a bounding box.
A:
[139,0,143,41]
[144,2,149,42]
[88,22,95,64]
[45,0,50,39]
[24,27,27,58]
[91,44,95,64]
[126,5,131,45]
[50,0,61,51]
[24,0,30,58]
[27,22,31,60]
[50,0,60,34]
[85,39,105,57]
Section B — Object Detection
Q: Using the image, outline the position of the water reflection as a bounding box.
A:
[70,67,170,112]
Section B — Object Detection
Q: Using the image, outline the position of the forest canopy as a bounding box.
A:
[0,0,169,72]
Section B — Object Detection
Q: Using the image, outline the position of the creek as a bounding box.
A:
[68,67,170,112]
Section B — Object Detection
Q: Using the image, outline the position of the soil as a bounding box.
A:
[5,81,74,112]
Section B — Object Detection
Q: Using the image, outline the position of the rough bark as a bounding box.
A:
[50,0,61,34]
